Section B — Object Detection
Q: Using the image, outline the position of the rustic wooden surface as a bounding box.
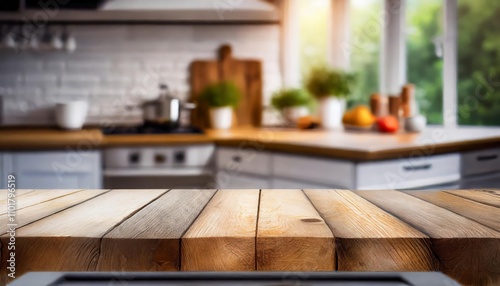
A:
[97,189,216,271]
[305,189,437,272]
[356,190,500,286]
[257,189,334,271]
[445,189,500,208]
[2,127,500,161]
[0,189,498,286]
[181,190,260,271]
[190,45,263,129]
[406,190,500,231]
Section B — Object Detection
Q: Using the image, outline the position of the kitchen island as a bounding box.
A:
[1,126,500,161]
[0,189,498,286]
[2,126,500,190]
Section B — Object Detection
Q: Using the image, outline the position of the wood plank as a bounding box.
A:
[0,189,166,285]
[97,189,216,271]
[356,190,500,286]
[0,189,34,197]
[305,189,437,272]
[181,190,259,271]
[0,189,83,215]
[446,190,500,208]
[257,190,334,271]
[407,191,500,231]
[0,190,109,234]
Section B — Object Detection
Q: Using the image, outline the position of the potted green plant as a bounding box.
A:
[199,81,241,129]
[271,88,312,123]
[305,66,355,129]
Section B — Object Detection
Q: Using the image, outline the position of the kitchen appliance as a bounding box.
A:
[55,101,89,130]
[102,124,213,189]
[11,272,460,286]
[135,84,196,129]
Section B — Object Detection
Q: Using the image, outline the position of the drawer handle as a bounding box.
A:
[477,154,498,161]
[403,164,431,171]
[232,155,242,163]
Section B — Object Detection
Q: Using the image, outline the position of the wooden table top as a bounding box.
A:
[0,189,498,285]
[1,126,500,161]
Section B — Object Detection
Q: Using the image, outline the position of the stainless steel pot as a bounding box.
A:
[139,84,195,128]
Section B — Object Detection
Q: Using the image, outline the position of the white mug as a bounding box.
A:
[55,101,89,130]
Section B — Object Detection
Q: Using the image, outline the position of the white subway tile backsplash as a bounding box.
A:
[1,24,282,125]
[44,61,66,72]
[66,60,113,72]
[0,74,23,88]
[24,73,58,86]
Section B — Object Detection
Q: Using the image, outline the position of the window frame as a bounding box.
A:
[382,0,457,126]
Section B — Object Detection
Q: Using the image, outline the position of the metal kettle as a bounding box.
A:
[141,84,195,128]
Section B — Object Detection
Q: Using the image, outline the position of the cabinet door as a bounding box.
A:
[216,147,272,176]
[3,151,101,189]
[272,153,355,188]
[215,172,270,189]
[271,178,333,189]
[461,172,500,189]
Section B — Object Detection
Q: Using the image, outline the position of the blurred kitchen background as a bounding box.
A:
[0,0,499,191]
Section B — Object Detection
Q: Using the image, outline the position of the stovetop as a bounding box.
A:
[102,124,204,135]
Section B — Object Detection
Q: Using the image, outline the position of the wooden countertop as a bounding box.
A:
[1,126,500,161]
[0,189,498,285]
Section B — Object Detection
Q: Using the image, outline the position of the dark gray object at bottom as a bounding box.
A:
[8,272,460,286]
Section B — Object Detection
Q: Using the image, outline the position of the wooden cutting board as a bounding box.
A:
[190,45,263,129]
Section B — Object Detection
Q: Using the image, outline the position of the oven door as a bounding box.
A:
[103,168,213,189]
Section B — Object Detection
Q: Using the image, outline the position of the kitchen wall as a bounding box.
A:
[0,24,282,126]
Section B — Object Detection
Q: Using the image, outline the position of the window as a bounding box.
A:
[291,0,499,126]
[406,0,444,124]
[457,0,500,126]
[298,0,329,77]
[349,0,382,107]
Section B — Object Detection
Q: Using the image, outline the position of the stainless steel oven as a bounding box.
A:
[103,144,215,189]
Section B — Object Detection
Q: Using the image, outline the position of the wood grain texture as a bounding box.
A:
[0,189,166,284]
[3,127,500,161]
[356,190,500,286]
[0,189,108,234]
[407,190,500,231]
[181,190,259,271]
[0,128,103,151]
[190,45,262,129]
[0,189,34,207]
[208,126,500,161]
[305,189,437,272]
[102,134,213,147]
[97,189,216,271]
[0,189,83,215]
[257,189,334,271]
[445,190,500,208]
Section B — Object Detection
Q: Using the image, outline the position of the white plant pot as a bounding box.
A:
[282,106,309,124]
[210,107,233,129]
[319,97,346,130]
[55,101,89,130]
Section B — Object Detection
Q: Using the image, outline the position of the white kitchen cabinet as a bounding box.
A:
[356,153,461,190]
[216,147,500,190]
[271,178,333,189]
[461,148,500,176]
[272,153,355,189]
[461,148,500,188]
[1,151,102,189]
[216,147,272,176]
[215,172,270,189]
